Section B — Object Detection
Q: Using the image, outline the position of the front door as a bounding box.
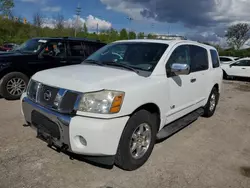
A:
[227,59,250,77]
[38,40,68,69]
[165,44,199,123]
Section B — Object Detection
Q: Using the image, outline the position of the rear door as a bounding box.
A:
[188,45,211,105]
[66,41,86,65]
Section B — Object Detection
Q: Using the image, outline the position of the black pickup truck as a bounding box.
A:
[0,37,106,100]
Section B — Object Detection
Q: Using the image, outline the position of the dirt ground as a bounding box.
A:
[0,80,250,188]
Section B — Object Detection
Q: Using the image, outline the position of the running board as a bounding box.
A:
[156,108,204,140]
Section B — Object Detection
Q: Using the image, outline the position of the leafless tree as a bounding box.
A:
[54,14,64,30]
[33,12,44,27]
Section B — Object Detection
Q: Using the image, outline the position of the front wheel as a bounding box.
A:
[203,87,219,118]
[0,72,29,100]
[115,110,157,171]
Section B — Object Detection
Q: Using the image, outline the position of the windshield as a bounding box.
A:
[84,42,168,73]
[14,39,47,53]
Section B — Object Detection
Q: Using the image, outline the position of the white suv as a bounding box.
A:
[21,39,223,171]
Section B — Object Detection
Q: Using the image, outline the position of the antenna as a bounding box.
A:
[75,3,81,37]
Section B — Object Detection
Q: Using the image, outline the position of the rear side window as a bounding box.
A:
[82,42,104,57]
[68,41,84,56]
[210,49,220,68]
[220,57,231,62]
[189,45,209,72]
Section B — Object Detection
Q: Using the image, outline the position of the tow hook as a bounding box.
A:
[61,144,69,151]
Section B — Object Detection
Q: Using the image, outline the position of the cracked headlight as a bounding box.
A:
[77,90,125,114]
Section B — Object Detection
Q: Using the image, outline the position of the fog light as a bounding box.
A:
[79,136,87,146]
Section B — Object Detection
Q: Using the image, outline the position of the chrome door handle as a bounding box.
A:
[190,78,196,83]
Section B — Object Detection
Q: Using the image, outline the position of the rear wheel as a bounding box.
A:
[115,110,157,171]
[203,87,219,118]
[0,72,29,100]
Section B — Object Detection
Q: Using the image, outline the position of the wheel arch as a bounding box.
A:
[0,68,31,80]
[130,103,161,131]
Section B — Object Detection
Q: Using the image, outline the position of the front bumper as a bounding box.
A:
[21,93,129,156]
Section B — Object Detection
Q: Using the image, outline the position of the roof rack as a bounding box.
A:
[62,37,101,43]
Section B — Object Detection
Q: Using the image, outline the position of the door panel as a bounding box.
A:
[227,60,250,77]
[166,45,198,123]
[37,40,68,69]
[189,45,210,105]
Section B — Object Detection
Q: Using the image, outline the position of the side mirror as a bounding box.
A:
[170,63,190,75]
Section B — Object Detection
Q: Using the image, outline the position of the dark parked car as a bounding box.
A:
[0,43,19,52]
[0,37,106,100]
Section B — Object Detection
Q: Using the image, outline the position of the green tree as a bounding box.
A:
[128,31,136,39]
[137,32,145,39]
[0,0,14,17]
[147,33,156,39]
[226,23,250,50]
[120,28,128,40]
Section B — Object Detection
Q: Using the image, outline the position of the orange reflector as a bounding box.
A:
[110,94,124,113]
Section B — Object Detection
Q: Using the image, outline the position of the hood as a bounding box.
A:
[32,64,147,92]
[0,51,33,62]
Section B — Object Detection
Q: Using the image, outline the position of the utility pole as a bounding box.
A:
[96,23,99,34]
[127,17,133,39]
[75,3,81,37]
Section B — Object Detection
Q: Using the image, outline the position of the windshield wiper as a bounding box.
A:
[102,61,139,74]
[83,59,104,66]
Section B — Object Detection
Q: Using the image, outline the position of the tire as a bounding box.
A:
[203,87,219,118]
[0,72,29,100]
[115,109,158,171]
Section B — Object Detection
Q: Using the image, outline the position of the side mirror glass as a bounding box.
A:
[170,63,190,75]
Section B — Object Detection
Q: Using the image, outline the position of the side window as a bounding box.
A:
[234,60,250,66]
[220,57,231,62]
[190,45,209,72]
[166,45,191,72]
[82,42,101,58]
[68,41,84,57]
[42,41,66,58]
[210,49,220,68]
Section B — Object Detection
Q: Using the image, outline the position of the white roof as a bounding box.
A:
[113,39,217,50]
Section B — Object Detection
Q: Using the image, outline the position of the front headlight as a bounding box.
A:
[77,90,125,114]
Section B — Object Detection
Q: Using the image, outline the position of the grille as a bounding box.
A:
[27,80,79,114]
[38,85,60,107]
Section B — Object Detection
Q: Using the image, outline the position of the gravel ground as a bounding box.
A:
[0,80,250,188]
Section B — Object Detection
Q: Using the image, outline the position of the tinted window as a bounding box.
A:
[41,41,66,57]
[220,57,231,62]
[234,60,250,66]
[68,41,84,56]
[210,49,220,68]
[190,45,209,72]
[82,42,103,57]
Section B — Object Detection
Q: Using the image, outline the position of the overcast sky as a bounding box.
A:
[14,0,250,46]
